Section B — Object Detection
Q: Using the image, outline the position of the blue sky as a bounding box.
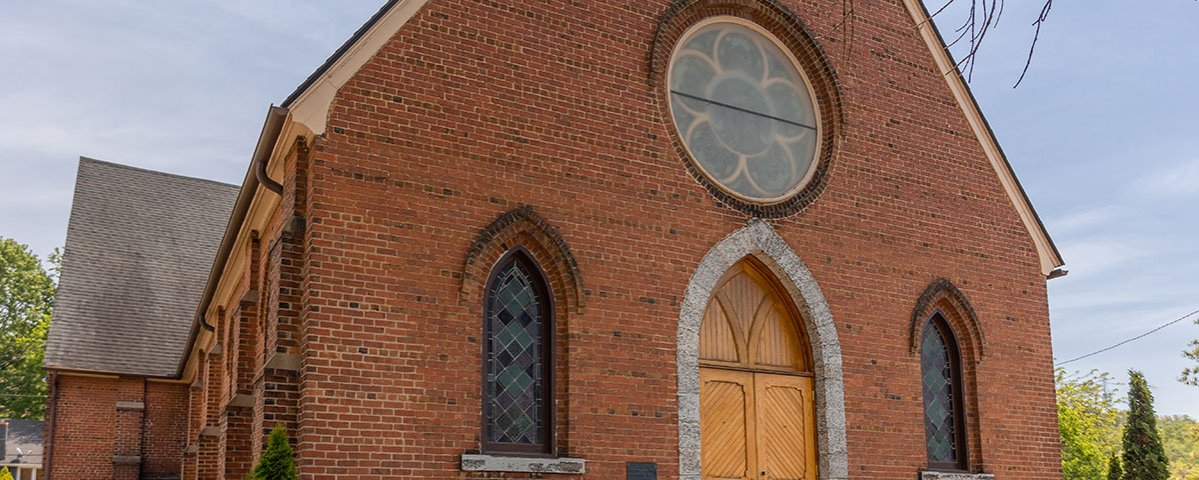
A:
[1,1,1195,416]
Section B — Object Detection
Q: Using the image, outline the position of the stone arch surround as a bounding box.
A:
[677,219,847,480]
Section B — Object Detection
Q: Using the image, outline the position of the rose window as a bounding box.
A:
[668,19,820,203]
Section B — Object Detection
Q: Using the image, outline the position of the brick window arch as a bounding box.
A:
[482,247,555,455]
[921,313,968,471]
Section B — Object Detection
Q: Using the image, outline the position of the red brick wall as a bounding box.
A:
[45,375,188,479]
[46,376,116,479]
[281,0,1061,478]
[198,351,224,478]
[112,377,143,480]
[45,1,1064,478]
[144,382,190,478]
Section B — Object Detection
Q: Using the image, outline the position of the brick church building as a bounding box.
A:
[42,0,1067,478]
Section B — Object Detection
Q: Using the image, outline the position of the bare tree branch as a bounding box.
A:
[926,0,1054,87]
[831,0,857,62]
[1014,0,1054,88]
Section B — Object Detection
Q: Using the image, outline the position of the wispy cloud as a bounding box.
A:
[1135,158,1199,197]
[1058,237,1157,278]
[1049,206,1124,237]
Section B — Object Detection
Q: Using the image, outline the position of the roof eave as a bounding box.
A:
[900,0,1065,275]
[173,106,288,379]
[175,0,433,380]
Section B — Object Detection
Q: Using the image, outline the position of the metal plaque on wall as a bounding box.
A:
[627,462,657,480]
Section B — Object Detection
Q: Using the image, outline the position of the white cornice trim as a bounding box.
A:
[288,0,431,136]
[901,0,1064,276]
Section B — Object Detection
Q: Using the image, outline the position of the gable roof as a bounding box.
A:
[901,0,1064,274]
[279,0,430,136]
[44,158,239,377]
[3,419,44,466]
[173,0,434,380]
[268,0,1062,276]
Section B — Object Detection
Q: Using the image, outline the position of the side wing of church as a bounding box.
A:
[43,1,1066,479]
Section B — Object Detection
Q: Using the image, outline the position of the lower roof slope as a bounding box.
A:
[44,157,239,377]
[3,419,44,466]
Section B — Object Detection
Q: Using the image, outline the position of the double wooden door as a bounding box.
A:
[699,260,817,480]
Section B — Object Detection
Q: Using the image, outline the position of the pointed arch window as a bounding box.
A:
[921,313,968,471]
[482,248,554,455]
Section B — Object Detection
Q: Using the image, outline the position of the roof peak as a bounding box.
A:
[79,156,241,190]
[47,156,241,377]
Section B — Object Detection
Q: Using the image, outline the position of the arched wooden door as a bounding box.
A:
[699,259,817,480]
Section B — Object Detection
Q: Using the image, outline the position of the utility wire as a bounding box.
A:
[1056,308,1199,367]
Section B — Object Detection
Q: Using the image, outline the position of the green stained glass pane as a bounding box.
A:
[921,318,960,465]
[485,258,545,445]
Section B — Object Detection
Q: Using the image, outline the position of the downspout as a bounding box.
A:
[44,372,58,478]
[139,379,148,479]
[255,110,285,196]
[175,105,288,377]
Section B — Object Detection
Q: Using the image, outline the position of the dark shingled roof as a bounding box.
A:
[3,419,44,466]
[44,157,239,377]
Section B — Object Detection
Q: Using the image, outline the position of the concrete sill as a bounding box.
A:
[461,454,585,474]
[921,471,996,480]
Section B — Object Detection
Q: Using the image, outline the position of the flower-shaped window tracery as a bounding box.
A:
[668,18,820,203]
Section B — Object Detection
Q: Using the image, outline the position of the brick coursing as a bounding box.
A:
[45,0,1063,478]
[43,376,188,480]
[909,277,989,473]
[45,376,116,479]
[144,383,189,478]
[460,205,585,313]
[649,0,845,218]
[910,277,987,360]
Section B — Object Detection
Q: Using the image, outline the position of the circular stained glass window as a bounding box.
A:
[668,18,820,204]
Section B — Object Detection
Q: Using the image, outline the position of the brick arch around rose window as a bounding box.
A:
[459,206,585,455]
[909,278,987,473]
[648,0,845,218]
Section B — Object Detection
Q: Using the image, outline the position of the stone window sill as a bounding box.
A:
[460,453,586,474]
[921,471,996,480]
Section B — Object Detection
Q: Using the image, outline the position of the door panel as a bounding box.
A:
[700,368,756,480]
[700,259,817,480]
[700,261,809,372]
[700,301,742,363]
[752,304,804,370]
[755,374,817,480]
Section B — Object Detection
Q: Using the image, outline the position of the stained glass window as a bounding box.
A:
[921,314,966,470]
[484,252,551,453]
[668,18,820,204]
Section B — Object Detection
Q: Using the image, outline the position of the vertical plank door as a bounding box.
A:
[700,368,757,480]
[754,373,817,480]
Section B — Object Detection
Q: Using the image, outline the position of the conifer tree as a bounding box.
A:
[1107,453,1122,480]
[0,466,13,480]
[251,424,297,480]
[1121,370,1169,480]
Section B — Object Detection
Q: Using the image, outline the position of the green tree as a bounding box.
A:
[1121,371,1170,480]
[1157,415,1199,480]
[0,237,58,419]
[251,424,297,480]
[1184,308,1199,388]
[1058,368,1122,479]
[1183,336,1199,387]
[1108,454,1123,480]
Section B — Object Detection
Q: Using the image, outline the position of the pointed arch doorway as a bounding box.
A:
[700,259,817,480]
